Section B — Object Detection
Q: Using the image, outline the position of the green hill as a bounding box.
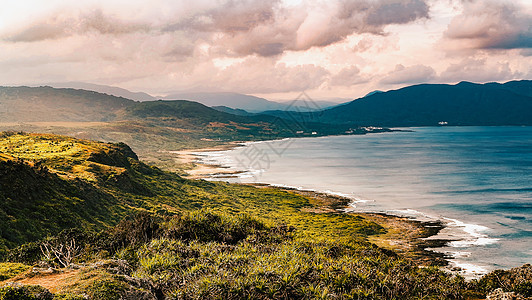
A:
[318,80,532,126]
[0,86,133,122]
[0,132,386,254]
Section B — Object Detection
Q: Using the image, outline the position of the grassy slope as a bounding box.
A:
[1,133,530,299]
[0,132,383,253]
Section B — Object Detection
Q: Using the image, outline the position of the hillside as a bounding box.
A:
[44,82,157,102]
[0,86,134,122]
[0,132,388,254]
[317,81,532,126]
[0,86,354,138]
[1,133,530,299]
[212,105,254,116]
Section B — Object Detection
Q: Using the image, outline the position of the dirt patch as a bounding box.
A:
[3,268,81,293]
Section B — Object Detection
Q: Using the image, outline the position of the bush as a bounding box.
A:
[85,279,125,300]
[474,264,532,297]
[107,211,160,251]
[0,285,52,300]
[0,263,31,281]
[162,210,267,244]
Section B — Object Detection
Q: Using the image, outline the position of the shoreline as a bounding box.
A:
[170,135,496,279]
[247,183,452,267]
[171,145,461,271]
[167,142,246,179]
[170,128,410,179]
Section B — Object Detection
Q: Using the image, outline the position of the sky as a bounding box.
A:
[1,0,531,101]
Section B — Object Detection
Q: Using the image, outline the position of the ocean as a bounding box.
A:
[195,126,532,277]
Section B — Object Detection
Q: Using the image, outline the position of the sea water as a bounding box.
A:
[196,126,532,276]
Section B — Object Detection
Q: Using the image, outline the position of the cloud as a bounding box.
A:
[2,0,431,58]
[380,64,435,84]
[439,58,522,82]
[213,0,430,56]
[365,0,429,27]
[212,57,330,93]
[2,9,150,42]
[444,0,532,50]
[330,66,370,86]
[163,0,279,33]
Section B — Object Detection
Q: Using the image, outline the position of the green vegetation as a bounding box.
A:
[1,133,530,299]
[0,212,465,299]
[0,263,30,281]
[0,132,385,255]
[3,212,530,299]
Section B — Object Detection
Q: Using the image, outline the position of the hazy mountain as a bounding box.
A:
[211,106,254,116]
[162,92,287,112]
[0,86,352,142]
[316,80,532,126]
[363,90,384,97]
[163,92,337,112]
[37,84,339,112]
[45,82,156,101]
[0,86,134,122]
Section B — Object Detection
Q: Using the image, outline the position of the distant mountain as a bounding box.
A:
[0,86,257,125]
[363,90,384,98]
[163,92,336,112]
[0,86,134,122]
[314,80,532,126]
[275,99,339,109]
[162,92,281,112]
[0,86,354,145]
[211,106,254,116]
[492,80,532,98]
[44,82,156,101]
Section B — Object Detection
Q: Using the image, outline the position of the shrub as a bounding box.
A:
[162,210,267,244]
[0,263,31,281]
[0,285,52,300]
[474,264,532,297]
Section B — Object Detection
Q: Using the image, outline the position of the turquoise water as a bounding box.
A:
[200,127,532,276]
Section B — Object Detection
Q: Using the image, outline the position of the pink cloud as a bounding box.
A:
[3,9,150,42]
[214,59,330,93]
[330,66,370,86]
[380,64,436,84]
[439,58,523,82]
[444,0,532,50]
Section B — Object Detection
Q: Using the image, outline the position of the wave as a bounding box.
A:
[444,218,499,247]
[449,262,489,277]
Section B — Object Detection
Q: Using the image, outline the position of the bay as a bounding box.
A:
[199,126,532,276]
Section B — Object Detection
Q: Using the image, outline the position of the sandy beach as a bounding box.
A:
[168,142,245,179]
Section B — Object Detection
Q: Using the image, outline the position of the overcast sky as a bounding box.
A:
[1,0,531,101]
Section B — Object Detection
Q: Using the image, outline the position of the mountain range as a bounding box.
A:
[44,82,337,112]
[263,80,532,127]
[3,80,531,130]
